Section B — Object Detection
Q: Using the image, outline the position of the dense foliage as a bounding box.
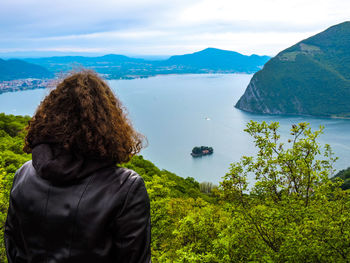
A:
[1,114,350,262]
[221,121,349,262]
[333,167,350,190]
[236,21,350,117]
[0,113,31,260]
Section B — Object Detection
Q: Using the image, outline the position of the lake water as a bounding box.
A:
[0,74,349,184]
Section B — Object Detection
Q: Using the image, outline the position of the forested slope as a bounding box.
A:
[236,21,350,117]
[333,167,350,190]
[1,114,350,262]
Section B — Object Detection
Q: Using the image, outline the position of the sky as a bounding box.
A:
[0,0,349,57]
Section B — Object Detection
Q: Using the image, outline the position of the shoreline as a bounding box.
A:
[2,73,350,120]
[0,72,251,95]
[235,106,350,120]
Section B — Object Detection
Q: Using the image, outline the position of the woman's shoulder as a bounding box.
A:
[13,161,143,189]
[114,167,141,180]
[18,160,35,173]
[92,166,149,215]
[101,166,142,181]
[12,160,35,184]
[93,166,146,193]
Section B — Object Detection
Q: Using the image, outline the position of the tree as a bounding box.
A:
[221,121,350,261]
[192,147,202,154]
[199,182,217,194]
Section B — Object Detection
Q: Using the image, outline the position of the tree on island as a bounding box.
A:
[191,146,213,157]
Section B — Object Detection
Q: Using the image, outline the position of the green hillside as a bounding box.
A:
[1,114,350,262]
[236,21,350,117]
[0,59,53,81]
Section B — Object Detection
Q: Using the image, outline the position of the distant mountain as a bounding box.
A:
[24,48,270,79]
[162,48,270,73]
[24,54,145,73]
[0,59,53,81]
[235,21,350,118]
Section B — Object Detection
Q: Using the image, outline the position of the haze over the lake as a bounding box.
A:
[1,0,350,58]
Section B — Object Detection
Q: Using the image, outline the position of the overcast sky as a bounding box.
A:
[0,0,349,57]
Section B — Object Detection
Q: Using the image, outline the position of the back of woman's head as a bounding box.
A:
[24,70,144,163]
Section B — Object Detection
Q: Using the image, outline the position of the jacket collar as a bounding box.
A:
[32,143,115,184]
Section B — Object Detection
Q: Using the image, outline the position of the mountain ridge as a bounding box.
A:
[22,48,270,79]
[235,21,350,118]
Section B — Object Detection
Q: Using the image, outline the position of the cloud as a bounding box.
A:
[0,0,349,56]
[0,0,187,37]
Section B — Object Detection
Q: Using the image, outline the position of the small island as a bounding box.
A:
[191,146,214,157]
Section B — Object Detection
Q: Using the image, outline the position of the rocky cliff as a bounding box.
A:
[235,21,350,118]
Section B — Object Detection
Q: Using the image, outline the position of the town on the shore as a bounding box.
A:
[0,79,54,94]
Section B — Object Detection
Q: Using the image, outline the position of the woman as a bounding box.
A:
[4,71,151,262]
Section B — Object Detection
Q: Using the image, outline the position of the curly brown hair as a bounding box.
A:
[23,70,144,163]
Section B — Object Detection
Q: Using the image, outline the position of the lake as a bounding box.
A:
[0,74,349,184]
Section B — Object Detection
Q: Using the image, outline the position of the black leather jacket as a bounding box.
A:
[4,143,151,263]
